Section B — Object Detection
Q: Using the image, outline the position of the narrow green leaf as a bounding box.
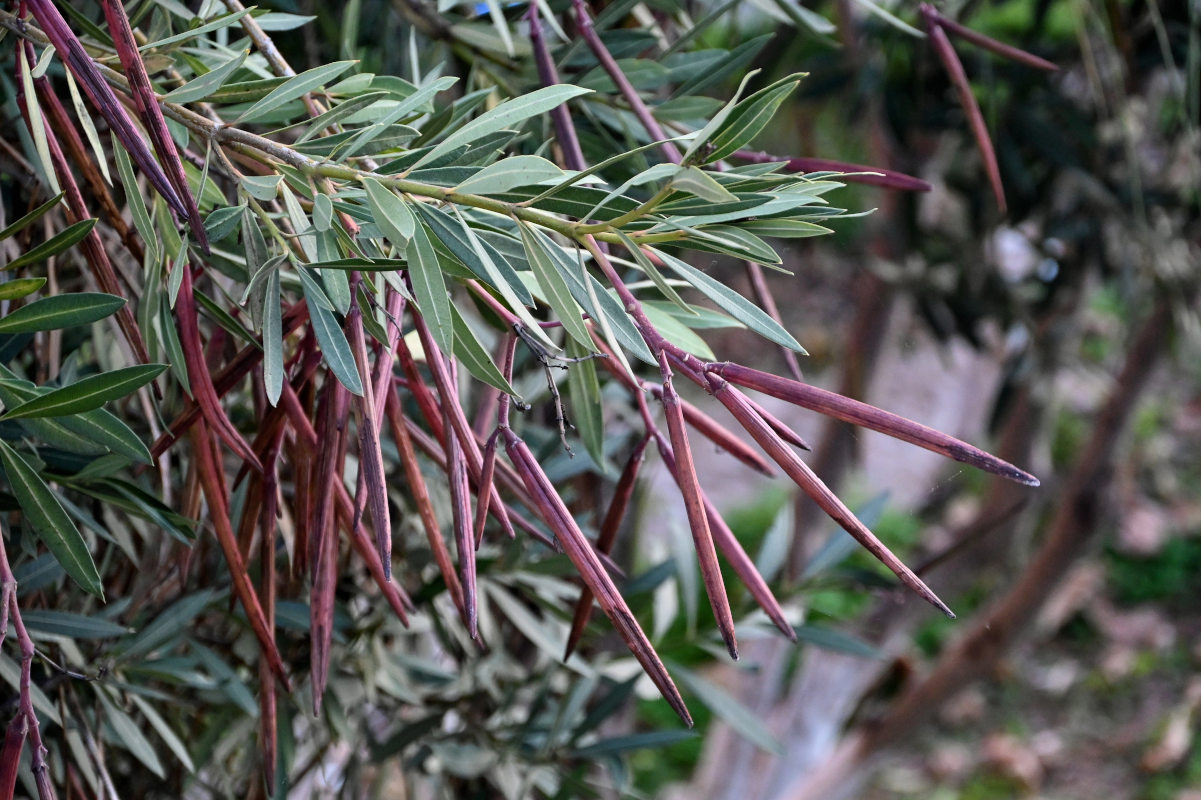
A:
[138,8,254,50]
[793,624,883,659]
[203,204,245,242]
[406,222,453,355]
[565,339,604,467]
[411,84,592,170]
[3,219,96,272]
[263,269,283,405]
[162,49,248,103]
[450,305,517,396]
[570,730,697,758]
[0,440,102,598]
[119,590,214,658]
[651,248,805,353]
[454,155,567,195]
[240,174,281,202]
[614,231,691,313]
[0,193,63,241]
[21,610,128,640]
[129,695,195,773]
[313,193,334,232]
[847,0,925,37]
[0,278,47,301]
[670,663,782,754]
[362,178,415,247]
[682,70,759,163]
[112,139,158,264]
[0,371,152,462]
[0,293,124,334]
[704,78,801,164]
[299,269,364,395]
[587,276,656,365]
[518,223,592,350]
[1,365,166,420]
[672,166,739,203]
[236,60,357,123]
[18,46,58,195]
[741,219,834,238]
[97,689,165,778]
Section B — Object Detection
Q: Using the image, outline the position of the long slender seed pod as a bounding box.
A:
[565,434,650,660]
[150,302,311,460]
[276,382,410,622]
[474,429,500,549]
[707,373,955,617]
[445,401,478,638]
[384,382,468,620]
[413,312,517,538]
[21,69,152,366]
[26,0,188,218]
[742,393,811,451]
[923,16,1007,213]
[347,303,392,577]
[920,4,1058,71]
[176,267,263,471]
[310,378,350,714]
[711,362,1039,486]
[657,388,777,476]
[189,422,291,686]
[99,0,208,250]
[652,434,796,640]
[659,352,738,660]
[504,428,692,725]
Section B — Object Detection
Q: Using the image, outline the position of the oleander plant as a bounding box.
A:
[0,1,1056,797]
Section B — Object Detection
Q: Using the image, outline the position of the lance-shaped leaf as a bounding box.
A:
[0,292,123,334]
[100,0,207,249]
[0,364,165,420]
[659,353,738,660]
[299,269,364,396]
[26,0,187,220]
[2,218,95,272]
[710,361,1039,485]
[651,248,805,353]
[705,372,954,617]
[0,441,102,598]
[503,428,692,725]
[565,435,650,660]
[406,222,453,356]
[519,222,593,349]
[410,84,592,171]
[0,279,47,301]
[163,49,249,104]
[236,60,356,123]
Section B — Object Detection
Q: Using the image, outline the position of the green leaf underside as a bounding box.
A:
[650,248,806,353]
[299,269,364,395]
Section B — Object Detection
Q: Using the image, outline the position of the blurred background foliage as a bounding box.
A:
[1,0,1198,798]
